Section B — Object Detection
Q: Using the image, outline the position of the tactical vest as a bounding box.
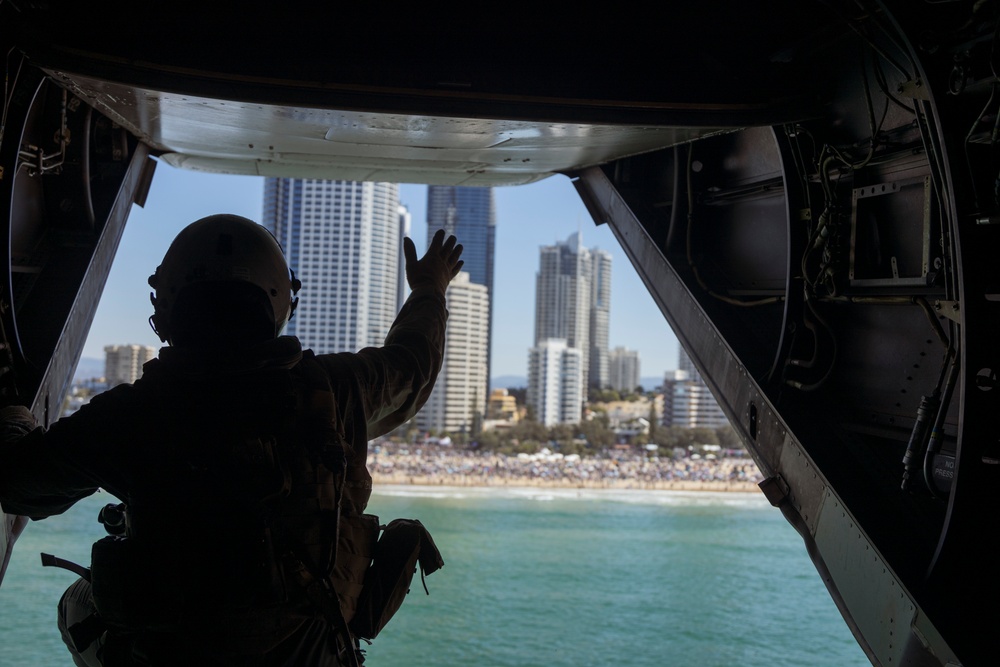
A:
[90,352,378,657]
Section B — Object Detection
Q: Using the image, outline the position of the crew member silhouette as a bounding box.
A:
[0,214,463,666]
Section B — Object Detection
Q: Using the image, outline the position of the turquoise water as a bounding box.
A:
[0,488,870,666]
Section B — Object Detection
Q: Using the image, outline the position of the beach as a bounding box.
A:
[368,449,764,493]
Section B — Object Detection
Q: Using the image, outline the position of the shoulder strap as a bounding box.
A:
[293,351,348,473]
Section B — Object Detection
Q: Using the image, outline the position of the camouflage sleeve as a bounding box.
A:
[0,389,136,518]
[316,285,448,440]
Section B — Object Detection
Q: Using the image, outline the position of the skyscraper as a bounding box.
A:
[589,247,612,389]
[527,338,583,426]
[426,186,495,386]
[262,178,401,354]
[534,232,611,390]
[668,349,728,428]
[104,344,156,386]
[609,346,641,393]
[416,272,489,435]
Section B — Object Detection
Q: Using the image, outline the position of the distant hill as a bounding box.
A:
[491,375,527,389]
[641,376,665,392]
[74,356,104,381]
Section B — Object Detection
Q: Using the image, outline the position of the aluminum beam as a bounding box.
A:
[572,165,958,667]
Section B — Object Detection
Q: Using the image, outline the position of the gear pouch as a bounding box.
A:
[349,518,443,640]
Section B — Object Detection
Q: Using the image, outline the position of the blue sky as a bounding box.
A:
[82,161,680,381]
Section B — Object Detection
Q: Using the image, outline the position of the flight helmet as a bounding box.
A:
[148,214,301,345]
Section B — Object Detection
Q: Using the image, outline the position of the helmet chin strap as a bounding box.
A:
[147,269,169,343]
[148,294,168,343]
[285,269,302,326]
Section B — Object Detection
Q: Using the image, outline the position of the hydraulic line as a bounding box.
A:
[785,295,838,392]
[923,324,961,498]
[923,328,959,499]
[901,392,939,491]
[900,314,957,494]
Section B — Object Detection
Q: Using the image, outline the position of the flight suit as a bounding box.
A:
[0,285,448,666]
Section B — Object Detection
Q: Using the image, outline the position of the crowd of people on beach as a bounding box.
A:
[367,446,764,491]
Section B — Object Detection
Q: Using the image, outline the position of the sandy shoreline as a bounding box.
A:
[372,473,762,493]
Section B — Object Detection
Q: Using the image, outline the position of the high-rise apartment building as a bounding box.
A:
[527,338,583,426]
[534,233,611,390]
[104,344,156,386]
[590,248,612,388]
[426,186,495,387]
[678,346,703,384]
[263,179,401,354]
[416,272,489,435]
[609,346,641,393]
[665,349,728,428]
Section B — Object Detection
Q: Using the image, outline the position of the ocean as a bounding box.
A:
[0,487,870,667]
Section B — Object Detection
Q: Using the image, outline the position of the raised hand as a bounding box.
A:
[403,229,464,293]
